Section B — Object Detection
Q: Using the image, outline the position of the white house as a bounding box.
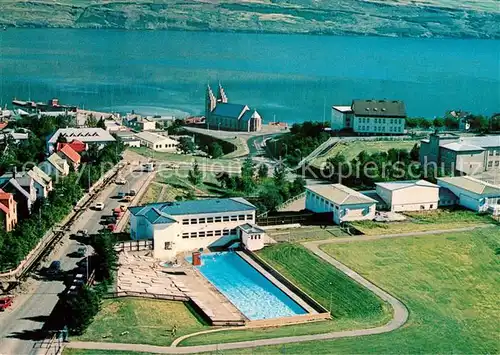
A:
[331,100,406,135]
[47,128,116,153]
[39,154,70,178]
[239,223,266,251]
[437,176,500,215]
[305,184,376,224]
[375,180,440,212]
[129,198,260,260]
[135,131,179,152]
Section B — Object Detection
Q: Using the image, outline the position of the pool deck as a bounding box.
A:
[236,251,317,315]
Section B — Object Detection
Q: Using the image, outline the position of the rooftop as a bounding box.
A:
[438,176,500,196]
[212,103,248,119]
[58,144,81,164]
[332,105,353,113]
[130,198,256,224]
[239,223,266,234]
[352,99,406,118]
[376,180,439,191]
[48,128,115,144]
[134,131,179,145]
[307,184,377,205]
[440,142,485,152]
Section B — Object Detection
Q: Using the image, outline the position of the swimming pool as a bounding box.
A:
[189,252,306,320]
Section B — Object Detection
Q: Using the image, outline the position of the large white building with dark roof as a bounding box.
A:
[47,128,116,153]
[129,198,264,260]
[205,83,262,132]
[331,99,406,135]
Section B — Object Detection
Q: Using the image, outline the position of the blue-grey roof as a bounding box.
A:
[240,110,252,122]
[130,198,255,224]
[212,103,247,119]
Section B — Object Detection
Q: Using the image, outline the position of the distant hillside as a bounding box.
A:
[1,0,499,39]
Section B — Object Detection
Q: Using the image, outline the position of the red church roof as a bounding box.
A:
[59,144,81,164]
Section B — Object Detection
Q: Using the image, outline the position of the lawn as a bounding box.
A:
[351,208,496,235]
[137,183,162,205]
[312,140,418,168]
[226,227,500,354]
[64,350,154,355]
[267,226,350,243]
[180,243,391,346]
[74,298,208,346]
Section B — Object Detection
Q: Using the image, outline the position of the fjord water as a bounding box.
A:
[0,29,498,122]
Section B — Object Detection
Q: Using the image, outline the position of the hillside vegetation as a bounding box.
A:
[1,0,499,39]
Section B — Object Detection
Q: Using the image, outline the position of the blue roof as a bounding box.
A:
[130,198,256,224]
[213,103,247,119]
[240,110,252,122]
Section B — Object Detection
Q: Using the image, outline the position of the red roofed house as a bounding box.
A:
[0,189,18,232]
[57,144,81,171]
[0,122,8,131]
[56,140,86,153]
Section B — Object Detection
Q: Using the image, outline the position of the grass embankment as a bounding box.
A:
[138,183,162,205]
[266,226,349,243]
[352,208,495,235]
[64,350,153,355]
[223,227,500,354]
[312,140,418,167]
[74,298,208,346]
[180,243,390,346]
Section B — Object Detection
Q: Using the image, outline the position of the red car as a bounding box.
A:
[107,224,116,232]
[0,297,13,311]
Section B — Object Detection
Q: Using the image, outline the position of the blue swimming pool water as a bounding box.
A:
[190,252,306,320]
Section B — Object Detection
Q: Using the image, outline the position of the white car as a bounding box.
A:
[115,177,127,185]
[94,202,105,211]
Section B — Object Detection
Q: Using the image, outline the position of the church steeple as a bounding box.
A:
[205,84,216,119]
[217,82,228,103]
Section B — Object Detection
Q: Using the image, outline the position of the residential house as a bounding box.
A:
[129,198,259,260]
[437,176,500,215]
[47,128,115,153]
[305,184,377,224]
[39,153,70,178]
[135,132,179,152]
[0,168,52,200]
[56,140,86,154]
[57,144,81,171]
[1,178,36,218]
[375,180,440,212]
[420,133,500,175]
[0,189,18,232]
[331,99,406,135]
[205,83,262,132]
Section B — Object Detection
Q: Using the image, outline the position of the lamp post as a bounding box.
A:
[328,281,333,314]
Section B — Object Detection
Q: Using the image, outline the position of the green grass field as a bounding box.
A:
[312,140,418,167]
[180,243,390,346]
[223,228,500,354]
[73,298,208,346]
[351,208,496,235]
[63,350,153,355]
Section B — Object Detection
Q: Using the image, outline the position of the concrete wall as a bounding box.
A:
[377,185,439,212]
[486,148,500,170]
[331,109,346,131]
[455,151,486,174]
[437,180,499,213]
[241,230,264,251]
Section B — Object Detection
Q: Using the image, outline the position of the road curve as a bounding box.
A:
[66,238,409,354]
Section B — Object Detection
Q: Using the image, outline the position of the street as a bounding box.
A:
[0,166,149,355]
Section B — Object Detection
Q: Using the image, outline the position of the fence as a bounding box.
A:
[115,239,153,252]
[256,212,333,227]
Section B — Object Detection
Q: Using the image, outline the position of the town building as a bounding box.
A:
[420,133,500,175]
[135,131,179,152]
[205,83,262,132]
[129,198,260,260]
[1,178,36,218]
[305,184,376,224]
[0,189,17,232]
[437,176,500,215]
[57,144,81,171]
[375,180,440,212]
[56,140,86,154]
[47,128,115,153]
[0,168,52,200]
[331,99,406,135]
[39,154,70,178]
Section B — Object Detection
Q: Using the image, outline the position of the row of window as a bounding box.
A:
[182,214,253,225]
[181,229,238,239]
[488,150,499,156]
[358,126,404,132]
[487,161,500,168]
[154,143,176,149]
[358,117,403,125]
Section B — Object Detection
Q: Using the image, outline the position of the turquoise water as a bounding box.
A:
[0,29,498,122]
[190,252,306,320]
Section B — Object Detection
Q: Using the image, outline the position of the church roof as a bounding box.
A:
[213,103,248,119]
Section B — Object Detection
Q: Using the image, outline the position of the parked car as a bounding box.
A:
[0,296,13,311]
[94,202,105,211]
[129,189,137,196]
[67,285,79,296]
[122,195,133,202]
[107,224,116,232]
[76,247,86,257]
[76,229,88,238]
[115,177,126,185]
[119,204,128,212]
[47,260,61,276]
[117,192,126,198]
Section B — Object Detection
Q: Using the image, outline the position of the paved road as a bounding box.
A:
[0,167,148,355]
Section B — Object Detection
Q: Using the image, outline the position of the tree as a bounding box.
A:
[289,177,306,197]
[258,164,269,179]
[258,186,284,213]
[178,137,195,154]
[208,142,223,159]
[433,117,444,129]
[188,160,203,186]
[96,118,106,129]
[240,157,256,193]
[85,114,98,128]
[91,230,118,281]
[410,143,420,162]
[273,163,287,188]
[420,119,432,129]
[65,286,101,335]
[469,115,489,132]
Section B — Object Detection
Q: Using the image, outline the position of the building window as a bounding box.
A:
[182,219,189,225]
[190,232,197,238]
[215,216,222,222]
[495,161,499,167]
[238,215,245,221]
[489,150,493,156]
[223,230,230,236]
[430,204,434,208]
[231,216,238,221]
[230,229,237,235]
[207,217,214,223]
[223,216,230,222]
[488,161,493,168]
[190,219,197,224]
[182,233,189,239]
[164,242,172,250]
[199,217,206,224]
[207,231,214,237]
[246,214,253,220]
[215,230,222,236]
[199,231,206,237]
